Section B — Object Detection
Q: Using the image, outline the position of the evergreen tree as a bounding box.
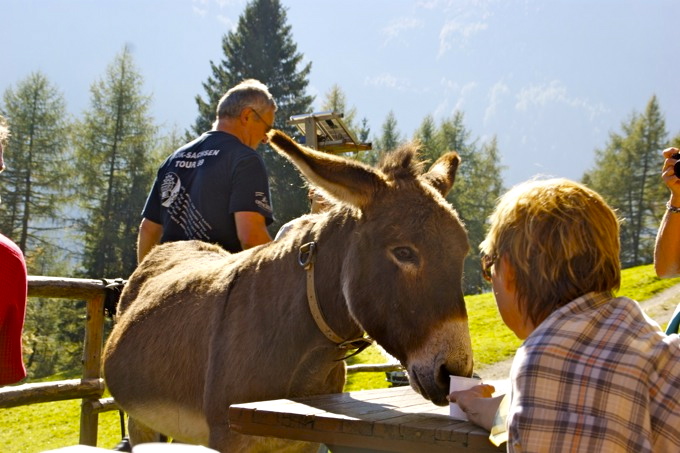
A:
[583,96,669,266]
[358,117,371,144]
[375,110,402,153]
[438,111,472,155]
[360,111,402,167]
[321,84,358,134]
[0,72,71,268]
[673,133,680,148]
[413,115,441,164]
[73,46,157,279]
[191,0,313,230]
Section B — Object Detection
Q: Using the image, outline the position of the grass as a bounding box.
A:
[0,398,122,452]
[344,344,393,391]
[466,291,521,366]
[2,264,678,451]
[0,374,123,453]
[618,264,680,301]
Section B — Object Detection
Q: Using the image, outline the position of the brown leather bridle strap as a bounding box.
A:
[298,242,373,358]
[300,242,345,343]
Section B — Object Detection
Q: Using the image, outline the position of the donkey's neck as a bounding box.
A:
[245,208,366,360]
[292,210,365,346]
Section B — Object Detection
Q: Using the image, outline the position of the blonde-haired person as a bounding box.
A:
[0,115,28,385]
[449,178,680,452]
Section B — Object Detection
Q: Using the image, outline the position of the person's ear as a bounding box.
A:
[498,255,516,292]
[239,107,251,126]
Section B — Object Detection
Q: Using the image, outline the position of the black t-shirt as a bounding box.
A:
[142,131,273,253]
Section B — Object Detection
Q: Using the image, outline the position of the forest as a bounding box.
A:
[1,0,679,379]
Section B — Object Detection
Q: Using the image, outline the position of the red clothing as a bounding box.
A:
[0,233,27,385]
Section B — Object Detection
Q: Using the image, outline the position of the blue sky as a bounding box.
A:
[3,0,679,186]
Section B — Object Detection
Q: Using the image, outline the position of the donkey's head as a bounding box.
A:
[268,130,472,405]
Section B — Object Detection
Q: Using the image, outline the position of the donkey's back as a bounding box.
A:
[104,240,241,443]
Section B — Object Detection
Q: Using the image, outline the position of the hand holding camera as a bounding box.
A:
[673,153,680,178]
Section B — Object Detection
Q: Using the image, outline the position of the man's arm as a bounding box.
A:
[234,211,272,250]
[655,147,680,278]
[137,217,163,263]
[655,208,680,278]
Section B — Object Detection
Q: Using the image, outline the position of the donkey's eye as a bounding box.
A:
[392,246,418,264]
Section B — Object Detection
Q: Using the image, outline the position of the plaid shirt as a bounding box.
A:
[506,292,680,452]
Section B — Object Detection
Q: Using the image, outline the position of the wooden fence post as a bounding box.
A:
[79,293,106,446]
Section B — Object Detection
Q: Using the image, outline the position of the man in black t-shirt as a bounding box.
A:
[137,79,276,262]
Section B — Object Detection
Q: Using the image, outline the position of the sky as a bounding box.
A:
[2,0,679,187]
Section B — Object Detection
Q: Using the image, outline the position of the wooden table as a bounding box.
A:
[229,385,505,452]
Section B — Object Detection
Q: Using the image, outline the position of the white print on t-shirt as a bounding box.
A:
[161,173,181,207]
[174,159,205,168]
[159,172,212,240]
[255,191,272,213]
[173,149,220,169]
[175,149,220,159]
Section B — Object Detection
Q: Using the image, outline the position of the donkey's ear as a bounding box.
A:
[267,130,387,209]
[421,152,461,197]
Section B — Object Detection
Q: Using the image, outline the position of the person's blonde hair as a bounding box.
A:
[0,115,10,147]
[480,178,621,326]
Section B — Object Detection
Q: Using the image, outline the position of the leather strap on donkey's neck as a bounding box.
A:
[298,241,373,360]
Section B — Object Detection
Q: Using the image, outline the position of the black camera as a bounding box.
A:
[673,153,680,178]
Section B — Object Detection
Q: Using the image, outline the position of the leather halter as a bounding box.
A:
[298,242,373,360]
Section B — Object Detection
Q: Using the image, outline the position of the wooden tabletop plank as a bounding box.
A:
[229,386,504,452]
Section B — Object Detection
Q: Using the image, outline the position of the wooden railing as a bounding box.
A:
[0,276,404,448]
[0,276,118,446]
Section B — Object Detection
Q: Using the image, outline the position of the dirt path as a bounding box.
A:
[475,284,680,380]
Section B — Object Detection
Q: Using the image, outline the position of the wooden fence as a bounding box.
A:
[0,276,119,446]
[0,276,403,448]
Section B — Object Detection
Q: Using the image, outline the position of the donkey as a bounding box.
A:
[103,129,473,452]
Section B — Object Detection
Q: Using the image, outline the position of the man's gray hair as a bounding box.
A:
[216,79,277,119]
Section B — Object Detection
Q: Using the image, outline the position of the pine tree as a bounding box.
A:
[73,46,157,279]
[413,115,441,164]
[0,72,71,270]
[359,111,402,167]
[191,0,314,229]
[375,111,402,153]
[358,117,371,144]
[673,133,680,148]
[321,84,358,133]
[583,95,669,266]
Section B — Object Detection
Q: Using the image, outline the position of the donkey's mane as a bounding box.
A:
[378,143,426,180]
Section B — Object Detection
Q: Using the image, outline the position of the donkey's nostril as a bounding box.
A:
[437,364,451,388]
[444,357,474,381]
